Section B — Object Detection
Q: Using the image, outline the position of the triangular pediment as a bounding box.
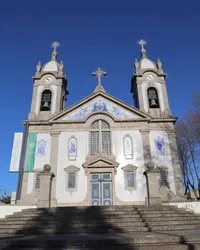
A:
[82,155,119,173]
[50,91,150,122]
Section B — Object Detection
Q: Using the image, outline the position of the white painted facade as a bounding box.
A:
[16,45,184,206]
[56,131,88,204]
[150,131,176,193]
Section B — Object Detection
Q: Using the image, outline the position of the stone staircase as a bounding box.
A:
[0,205,200,249]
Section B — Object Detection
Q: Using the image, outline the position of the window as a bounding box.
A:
[68,172,76,189]
[126,172,134,188]
[160,170,169,187]
[122,164,137,192]
[40,90,52,111]
[35,173,40,189]
[147,87,160,109]
[64,166,80,193]
[90,120,111,156]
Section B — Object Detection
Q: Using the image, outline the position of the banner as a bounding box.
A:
[24,132,38,172]
[9,133,23,172]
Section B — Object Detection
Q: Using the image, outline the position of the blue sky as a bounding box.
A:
[0,0,200,195]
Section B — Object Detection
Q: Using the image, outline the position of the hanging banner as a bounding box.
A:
[9,133,23,172]
[24,132,38,172]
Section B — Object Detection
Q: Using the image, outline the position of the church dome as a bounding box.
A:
[42,60,59,72]
[140,58,156,70]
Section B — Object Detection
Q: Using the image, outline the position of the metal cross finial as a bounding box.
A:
[52,41,60,52]
[92,67,107,86]
[138,39,147,51]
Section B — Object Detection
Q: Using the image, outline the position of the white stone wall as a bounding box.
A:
[166,202,200,214]
[56,131,88,204]
[55,130,147,204]
[142,81,165,112]
[34,133,51,171]
[150,130,176,193]
[113,130,147,203]
[0,205,36,218]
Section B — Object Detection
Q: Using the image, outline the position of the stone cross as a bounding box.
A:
[92,67,107,86]
[52,41,60,52]
[138,39,147,51]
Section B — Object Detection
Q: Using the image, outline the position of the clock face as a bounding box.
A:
[45,76,52,83]
[147,74,154,80]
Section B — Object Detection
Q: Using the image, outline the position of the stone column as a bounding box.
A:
[167,129,184,197]
[49,131,60,207]
[140,129,151,165]
[37,164,54,208]
[144,162,161,205]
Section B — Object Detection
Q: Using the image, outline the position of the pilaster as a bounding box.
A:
[167,129,184,196]
[37,165,54,208]
[140,129,151,166]
[144,163,161,205]
[49,131,61,207]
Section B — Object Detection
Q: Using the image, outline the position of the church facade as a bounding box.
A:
[16,41,183,207]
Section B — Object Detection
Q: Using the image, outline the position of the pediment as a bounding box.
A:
[82,155,119,174]
[50,91,150,122]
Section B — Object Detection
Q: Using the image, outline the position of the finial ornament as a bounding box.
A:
[51,41,60,60]
[52,41,60,52]
[138,39,147,51]
[36,61,41,72]
[92,67,107,87]
[138,39,147,58]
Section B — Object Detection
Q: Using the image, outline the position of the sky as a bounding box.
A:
[0,0,200,196]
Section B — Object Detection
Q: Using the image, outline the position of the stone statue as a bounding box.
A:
[59,61,64,72]
[157,58,162,70]
[134,59,139,70]
[36,61,41,72]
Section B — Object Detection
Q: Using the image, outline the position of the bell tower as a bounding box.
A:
[28,42,68,121]
[131,40,172,118]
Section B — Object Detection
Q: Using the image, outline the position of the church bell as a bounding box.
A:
[42,101,50,110]
[150,99,157,107]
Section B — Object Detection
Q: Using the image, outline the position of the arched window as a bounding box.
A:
[147,87,160,109]
[40,90,52,111]
[90,120,111,155]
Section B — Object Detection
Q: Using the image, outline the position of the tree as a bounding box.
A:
[0,190,11,204]
[176,93,200,199]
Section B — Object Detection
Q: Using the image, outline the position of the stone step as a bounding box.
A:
[7,210,140,217]
[22,206,138,213]
[5,214,141,220]
[0,226,149,234]
[0,221,146,229]
[148,220,200,226]
[150,224,200,231]
[138,210,190,214]
[141,213,200,218]
[0,233,184,245]
[0,244,194,250]
[0,239,200,250]
[0,217,143,224]
[146,216,200,221]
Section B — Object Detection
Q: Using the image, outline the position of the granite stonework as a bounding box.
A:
[16,42,184,207]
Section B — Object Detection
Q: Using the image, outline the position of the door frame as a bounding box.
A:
[87,167,115,206]
[90,172,112,206]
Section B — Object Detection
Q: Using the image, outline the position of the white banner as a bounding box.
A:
[9,133,23,172]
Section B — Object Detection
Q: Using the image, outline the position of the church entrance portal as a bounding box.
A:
[90,173,112,206]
